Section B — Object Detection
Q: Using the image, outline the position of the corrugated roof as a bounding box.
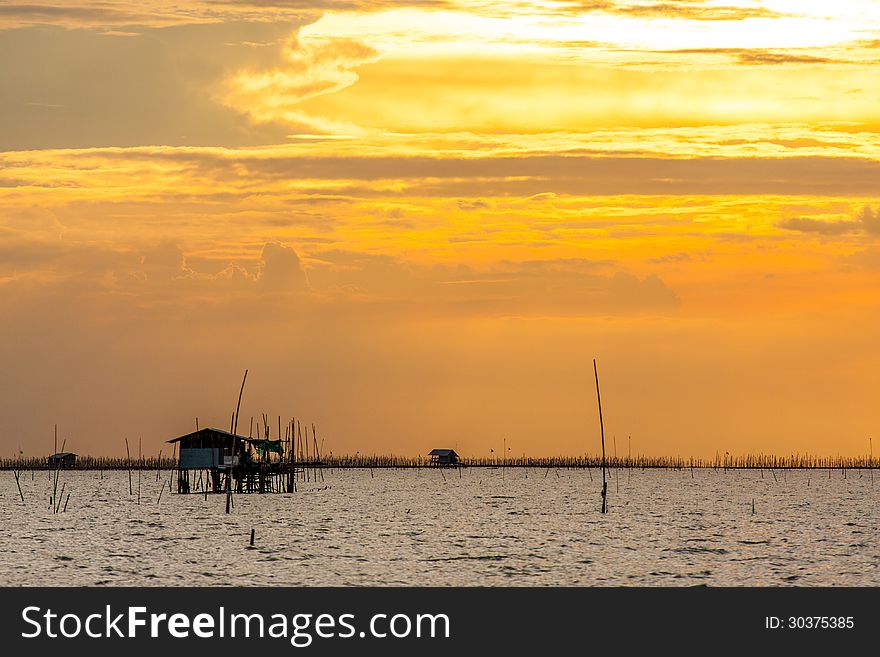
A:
[166,427,253,444]
[428,449,458,456]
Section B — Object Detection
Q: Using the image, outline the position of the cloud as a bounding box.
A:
[259,241,309,290]
[145,150,880,196]
[225,33,381,133]
[140,240,192,282]
[8,144,880,200]
[778,205,880,237]
[0,3,151,27]
[531,1,784,21]
[607,2,785,22]
[0,1,325,28]
[649,252,694,264]
[306,250,679,316]
[0,1,789,31]
[669,48,840,65]
[0,21,301,149]
[208,1,454,10]
[735,51,838,65]
[857,205,880,235]
[0,228,677,319]
[776,217,858,236]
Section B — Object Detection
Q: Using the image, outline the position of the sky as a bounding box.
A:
[2,0,879,459]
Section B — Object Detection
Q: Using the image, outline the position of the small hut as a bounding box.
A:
[168,427,297,495]
[48,452,76,468]
[428,448,460,466]
[167,428,250,469]
[167,428,252,494]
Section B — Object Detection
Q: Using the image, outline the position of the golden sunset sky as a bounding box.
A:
[2,0,879,459]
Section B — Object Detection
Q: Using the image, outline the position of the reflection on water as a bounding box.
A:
[2,468,878,586]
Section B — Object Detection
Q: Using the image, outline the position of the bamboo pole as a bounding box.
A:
[613,435,619,494]
[125,438,132,495]
[54,482,65,514]
[51,438,66,513]
[627,436,632,485]
[137,437,142,505]
[12,469,24,502]
[593,359,608,514]
[228,369,248,514]
[170,443,177,492]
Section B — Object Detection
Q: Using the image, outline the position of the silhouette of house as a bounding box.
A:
[166,427,294,495]
[167,428,251,471]
[428,448,459,466]
[48,452,76,468]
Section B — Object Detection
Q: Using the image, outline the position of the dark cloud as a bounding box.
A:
[550,0,783,21]
[0,21,301,150]
[207,0,454,9]
[777,217,857,235]
[0,230,677,317]
[109,149,880,196]
[612,3,783,21]
[736,51,838,66]
[0,235,130,279]
[306,250,678,316]
[858,206,880,235]
[0,3,148,25]
[666,48,840,65]
[259,241,309,290]
[649,252,694,264]
[140,240,191,281]
[778,205,880,237]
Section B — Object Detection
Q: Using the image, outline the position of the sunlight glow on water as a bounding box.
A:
[2,468,878,586]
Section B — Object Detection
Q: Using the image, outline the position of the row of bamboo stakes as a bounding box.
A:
[7,452,879,471]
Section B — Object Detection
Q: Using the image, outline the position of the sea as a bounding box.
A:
[2,467,878,586]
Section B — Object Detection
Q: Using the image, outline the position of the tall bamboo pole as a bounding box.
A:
[228,369,248,513]
[125,437,132,495]
[593,359,608,514]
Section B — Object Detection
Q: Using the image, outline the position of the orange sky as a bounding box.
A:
[2,1,879,459]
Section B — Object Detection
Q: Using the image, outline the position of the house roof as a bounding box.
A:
[428,449,458,457]
[166,427,254,444]
[49,452,76,458]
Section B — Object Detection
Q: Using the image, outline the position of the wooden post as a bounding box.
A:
[627,435,632,484]
[593,359,608,514]
[613,435,619,493]
[125,438,132,495]
[227,369,248,514]
[170,443,177,492]
[137,437,142,505]
[12,469,24,502]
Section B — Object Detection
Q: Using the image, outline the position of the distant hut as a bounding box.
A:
[428,448,460,466]
[48,452,76,468]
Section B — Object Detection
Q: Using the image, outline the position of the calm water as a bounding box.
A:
[2,467,878,586]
